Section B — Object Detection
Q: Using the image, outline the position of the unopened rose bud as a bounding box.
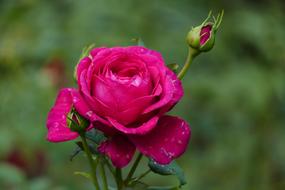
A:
[67,108,89,133]
[186,10,224,52]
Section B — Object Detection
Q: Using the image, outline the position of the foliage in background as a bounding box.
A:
[0,0,285,189]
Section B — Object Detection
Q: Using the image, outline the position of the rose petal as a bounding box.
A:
[90,47,107,58]
[76,57,91,81]
[127,46,165,68]
[70,89,108,124]
[129,115,191,164]
[200,25,212,45]
[107,116,159,135]
[46,88,79,142]
[98,135,135,168]
[143,68,183,114]
[70,89,116,135]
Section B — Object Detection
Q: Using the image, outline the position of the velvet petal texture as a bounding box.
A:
[46,88,79,142]
[98,135,136,168]
[129,115,191,165]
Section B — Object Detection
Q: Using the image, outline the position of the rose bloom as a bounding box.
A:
[47,46,191,167]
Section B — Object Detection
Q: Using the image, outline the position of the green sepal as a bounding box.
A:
[74,43,96,81]
[132,37,145,47]
[148,159,186,187]
[67,109,89,133]
[167,63,179,74]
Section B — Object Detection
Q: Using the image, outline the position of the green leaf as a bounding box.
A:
[167,63,179,74]
[74,43,95,80]
[148,159,186,187]
[75,141,99,155]
[85,129,106,145]
[74,171,91,179]
[132,37,145,47]
[69,145,82,161]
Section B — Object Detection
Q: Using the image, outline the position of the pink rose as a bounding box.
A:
[46,46,191,167]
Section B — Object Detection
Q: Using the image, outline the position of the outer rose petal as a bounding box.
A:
[76,57,91,81]
[107,116,159,135]
[143,68,183,115]
[129,115,191,165]
[98,135,135,168]
[70,89,116,136]
[46,88,79,142]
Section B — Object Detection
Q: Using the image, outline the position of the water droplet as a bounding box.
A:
[86,111,93,117]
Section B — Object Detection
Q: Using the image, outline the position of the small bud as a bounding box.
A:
[186,10,224,52]
[67,108,89,133]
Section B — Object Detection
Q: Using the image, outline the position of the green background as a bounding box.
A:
[0,0,284,189]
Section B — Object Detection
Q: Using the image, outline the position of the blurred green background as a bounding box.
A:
[0,0,285,189]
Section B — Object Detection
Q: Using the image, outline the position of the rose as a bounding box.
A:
[46,46,191,167]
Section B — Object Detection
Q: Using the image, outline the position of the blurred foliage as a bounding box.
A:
[0,0,285,189]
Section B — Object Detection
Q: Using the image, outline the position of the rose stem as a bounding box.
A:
[104,158,116,178]
[177,47,200,80]
[115,168,123,190]
[99,158,108,190]
[136,169,151,181]
[124,153,143,185]
[80,134,100,190]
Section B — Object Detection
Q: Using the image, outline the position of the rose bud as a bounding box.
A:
[67,108,89,133]
[186,10,224,52]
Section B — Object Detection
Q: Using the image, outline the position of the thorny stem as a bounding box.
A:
[80,134,100,190]
[124,153,143,185]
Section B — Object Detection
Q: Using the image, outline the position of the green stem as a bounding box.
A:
[80,134,100,190]
[105,159,116,178]
[177,47,199,80]
[124,153,143,185]
[99,158,108,190]
[116,168,123,190]
[136,169,151,181]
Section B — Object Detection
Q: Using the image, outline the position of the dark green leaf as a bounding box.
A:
[75,141,99,155]
[85,129,106,145]
[69,145,82,161]
[148,159,186,187]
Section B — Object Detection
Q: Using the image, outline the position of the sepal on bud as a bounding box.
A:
[67,108,89,134]
[186,10,224,52]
